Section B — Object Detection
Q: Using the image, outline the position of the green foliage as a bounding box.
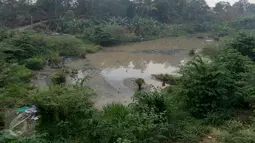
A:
[231,16,255,30]
[84,26,118,46]
[216,120,255,143]
[30,85,95,141]
[229,32,255,61]
[131,92,167,114]
[0,83,32,108]
[48,56,62,65]
[60,19,95,34]
[51,71,66,85]
[0,29,15,42]
[212,23,235,37]
[1,32,51,61]
[179,56,244,118]
[48,35,86,57]
[24,57,45,70]
[85,45,102,53]
[83,23,141,46]
[129,16,162,38]
[0,31,89,62]
[135,78,145,90]
[0,64,34,86]
[103,104,130,123]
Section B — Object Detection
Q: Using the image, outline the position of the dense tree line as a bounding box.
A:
[0,0,255,28]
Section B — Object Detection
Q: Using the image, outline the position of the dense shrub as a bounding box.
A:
[229,32,255,61]
[216,120,255,143]
[0,29,15,42]
[30,86,95,141]
[0,64,34,86]
[84,26,118,46]
[0,31,88,62]
[212,23,234,37]
[131,17,162,38]
[85,45,102,53]
[24,57,44,70]
[131,92,167,114]
[48,35,86,56]
[51,71,66,85]
[231,16,255,30]
[179,56,244,118]
[1,32,51,61]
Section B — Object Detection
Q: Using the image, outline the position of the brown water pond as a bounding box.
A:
[33,36,215,108]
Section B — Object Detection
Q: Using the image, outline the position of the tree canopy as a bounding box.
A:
[0,0,255,28]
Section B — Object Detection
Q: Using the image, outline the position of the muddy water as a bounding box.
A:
[33,36,214,108]
[84,36,213,108]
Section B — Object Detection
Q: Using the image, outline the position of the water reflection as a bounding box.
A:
[101,60,180,90]
[102,60,179,81]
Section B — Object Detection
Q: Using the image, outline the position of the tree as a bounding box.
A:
[183,0,211,22]
[152,0,185,23]
[232,0,249,17]
[214,1,233,20]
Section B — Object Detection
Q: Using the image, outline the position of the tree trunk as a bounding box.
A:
[138,84,142,90]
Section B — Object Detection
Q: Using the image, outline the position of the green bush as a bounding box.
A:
[49,35,86,56]
[179,56,244,118]
[131,92,167,114]
[1,32,49,61]
[231,16,255,30]
[0,83,32,108]
[212,23,235,37]
[229,32,255,61]
[135,78,145,90]
[103,103,130,122]
[216,120,255,143]
[130,16,162,37]
[0,63,34,87]
[30,86,95,141]
[102,24,126,44]
[0,31,88,62]
[48,56,62,65]
[25,57,44,70]
[83,17,162,46]
[85,45,102,53]
[51,71,66,85]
